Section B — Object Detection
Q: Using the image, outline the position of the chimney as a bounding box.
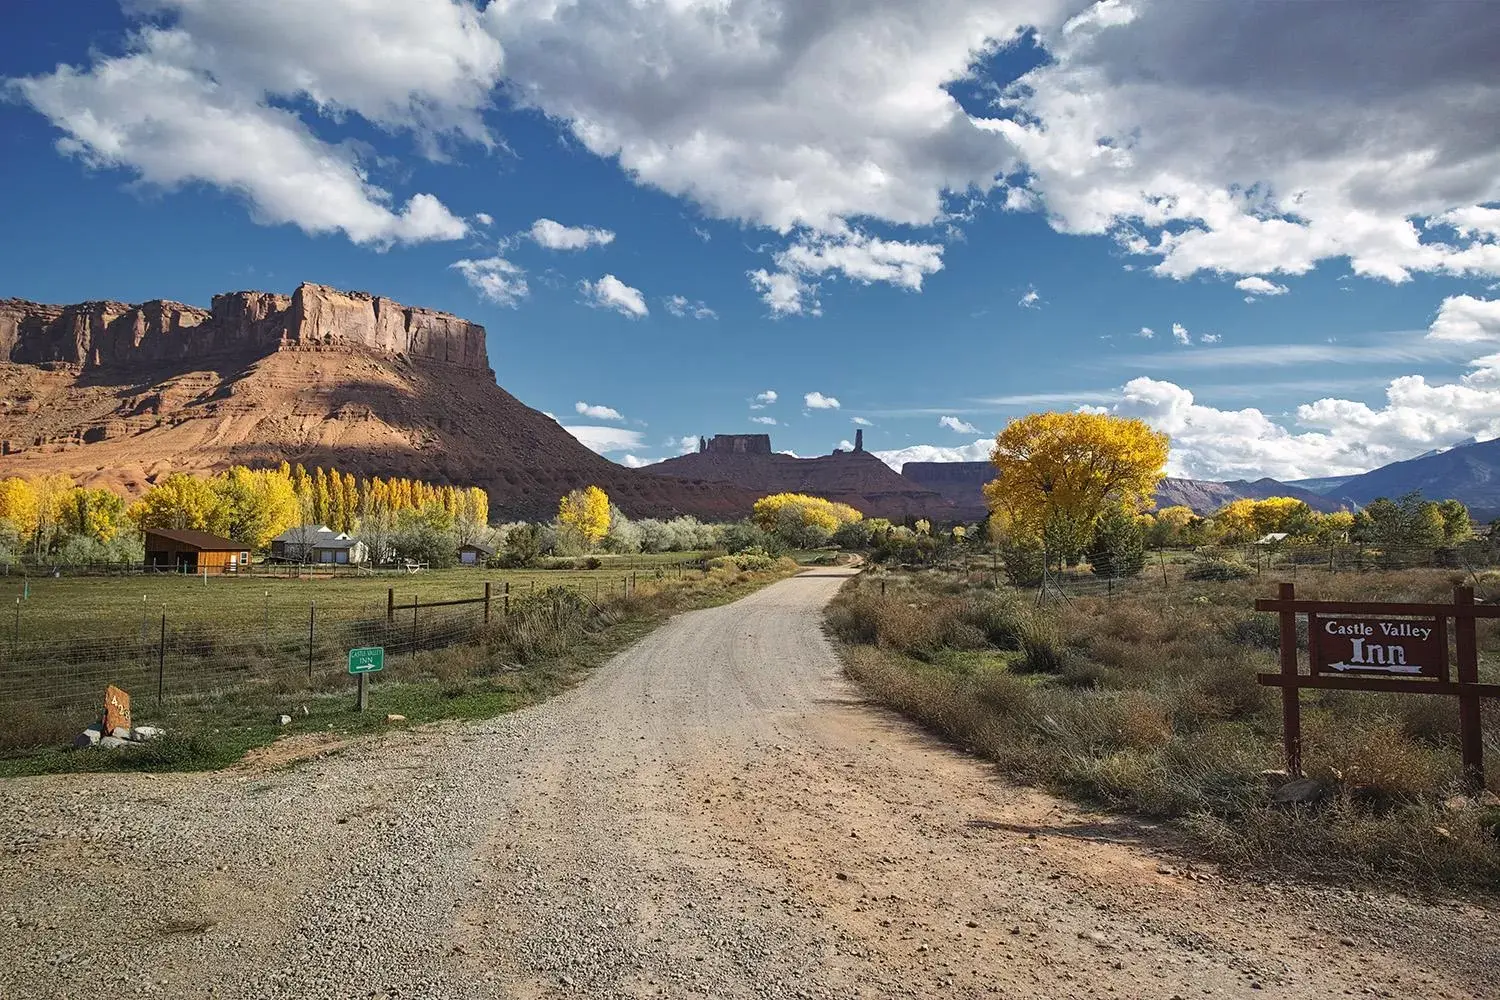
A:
[854,429,864,452]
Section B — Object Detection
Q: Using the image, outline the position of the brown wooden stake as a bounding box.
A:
[1455,585,1485,793]
[1277,582,1302,776]
[386,587,394,623]
[483,581,492,624]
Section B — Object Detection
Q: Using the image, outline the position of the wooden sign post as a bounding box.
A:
[1256,583,1500,791]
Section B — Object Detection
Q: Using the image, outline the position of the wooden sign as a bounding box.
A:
[1256,584,1500,793]
[1311,616,1446,680]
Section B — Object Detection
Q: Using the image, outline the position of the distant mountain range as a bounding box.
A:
[1323,437,1500,519]
[899,437,1500,522]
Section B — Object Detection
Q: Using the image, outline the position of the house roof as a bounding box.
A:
[271,525,338,542]
[459,543,494,554]
[144,527,243,550]
[1256,532,1291,544]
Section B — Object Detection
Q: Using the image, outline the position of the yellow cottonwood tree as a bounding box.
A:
[751,493,863,535]
[0,477,40,539]
[983,412,1169,555]
[129,473,227,533]
[558,485,612,548]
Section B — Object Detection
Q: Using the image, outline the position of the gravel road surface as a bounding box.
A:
[2,568,1497,999]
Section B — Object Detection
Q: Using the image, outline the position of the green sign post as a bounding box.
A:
[348,646,384,711]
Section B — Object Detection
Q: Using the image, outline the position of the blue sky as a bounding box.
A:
[3,0,1499,481]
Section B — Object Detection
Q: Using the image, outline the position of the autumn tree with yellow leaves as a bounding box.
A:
[983,411,1170,561]
[557,485,612,551]
[1,464,493,563]
[752,493,863,548]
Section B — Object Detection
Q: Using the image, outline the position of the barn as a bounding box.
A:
[143,528,251,574]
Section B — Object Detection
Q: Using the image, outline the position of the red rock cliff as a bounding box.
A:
[0,283,489,373]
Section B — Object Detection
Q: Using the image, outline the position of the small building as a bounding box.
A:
[270,525,369,565]
[1255,532,1291,546]
[457,542,494,566]
[144,528,250,574]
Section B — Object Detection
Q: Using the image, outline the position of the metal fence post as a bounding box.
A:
[158,612,167,708]
[504,581,510,615]
[387,587,395,623]
[484,581,491,623]
[307,603,315,681]
[411,595,418,658]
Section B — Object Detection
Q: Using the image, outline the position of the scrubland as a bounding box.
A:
[827,565,1500,890]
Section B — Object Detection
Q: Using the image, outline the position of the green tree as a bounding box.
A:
[1087,506,1147,579]
[1358,492,1445,549]
[1437,499,1473,544]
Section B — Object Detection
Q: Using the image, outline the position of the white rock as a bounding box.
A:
[73,727,102,749]
[278,714,293,726]
[110,727,132,740]
[132,726,164,741]
[99,736,128,749]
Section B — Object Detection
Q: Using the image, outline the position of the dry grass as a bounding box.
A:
[0,559,802,772]
[828,568,1500,892]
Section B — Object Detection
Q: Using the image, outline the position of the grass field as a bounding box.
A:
[0,554,803,774]
[827,565,1500,892]
[0,551,706,643]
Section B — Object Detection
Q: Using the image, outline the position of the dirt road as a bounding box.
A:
[2,569,1496,999]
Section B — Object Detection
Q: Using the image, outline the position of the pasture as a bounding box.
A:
[0,552,704,644]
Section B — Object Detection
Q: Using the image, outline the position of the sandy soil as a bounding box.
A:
[2,568,1496,999]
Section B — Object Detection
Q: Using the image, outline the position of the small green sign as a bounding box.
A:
[348,646,385,675]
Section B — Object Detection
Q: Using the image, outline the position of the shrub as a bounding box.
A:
[1185,557,1255,581]
[1223,612,1281,649]
[1087,507,1147,579]
[957,594,1027,649]
[1000,538,1046,587]
[1015,616,1069,674]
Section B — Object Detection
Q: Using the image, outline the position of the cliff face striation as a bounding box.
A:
[0,283,489,373]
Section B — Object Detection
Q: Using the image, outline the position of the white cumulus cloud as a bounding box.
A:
[11,0,497,246]
[580,274,649,318]
[664,295,717,320]
[451,255,529,306]
[619,454,656,468]
[575,401,623,421]
[874,440,993,470]
[940,415,980,434]
[751,390,779,409]
[1171,323,1192,346]
[1018,286,1041,309]
[750,416,777,426]
[994,1,1500,283]
[804,392,841,410]
[530,218,616,250]
[1236,276,1290,299]
[565,426,646,455]
[1428,295,1500,343]
[852,416,873,427]
[750,226,945,315]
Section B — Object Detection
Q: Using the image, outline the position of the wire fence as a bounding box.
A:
[0,572,664,747]
[889,539,1500,605]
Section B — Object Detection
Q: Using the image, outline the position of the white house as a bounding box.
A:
[269,525,370,565]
